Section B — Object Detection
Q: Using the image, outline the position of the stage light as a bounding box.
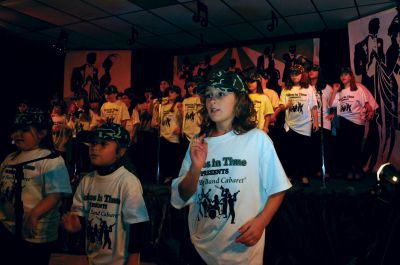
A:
[372,163,400,203]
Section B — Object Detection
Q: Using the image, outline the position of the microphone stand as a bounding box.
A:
[155,98,163,185]
[13,152,59,240]
[317,88,327,189]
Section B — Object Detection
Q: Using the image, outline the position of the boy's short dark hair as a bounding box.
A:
[104,85,119,95]
[168,85,181,94]
[79,122,130,148]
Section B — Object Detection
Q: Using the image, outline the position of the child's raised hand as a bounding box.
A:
[190,134,208,172]
[333,83,340,91]
[235,216,265,247]
[62,212,82,233]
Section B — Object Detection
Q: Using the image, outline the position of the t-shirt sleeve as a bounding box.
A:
[357,84,369,107]
[279,89,287,106]
[309,88,318,109]
[71,176,87,217]
[271,92,280,109]
[259,134,292,196]
[264,96,274,115]
[43,157,72,195]
[121,104,131,122]
[122,175,149,224]
[171,149,196,209]
[132,109,140,126]
[331,92,339,108]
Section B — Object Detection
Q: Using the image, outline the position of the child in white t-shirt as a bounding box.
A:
[0,108,72,265]
[308,65,334,178]
[100,85,130,127]
[329,67,373,180]
[156,85,183,184]
[279,64,318,185]
[171,71,291,265]
[180,81,202,152]
[62,123,149,265]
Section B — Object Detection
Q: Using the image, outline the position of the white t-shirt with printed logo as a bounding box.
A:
[331,84,368,126]
[182,96,202,141]
[0,149,72,243]
[100,100,130,125]
[71,166,149,265]
[160,102,182,143]
[249,93,274,130]
[171,129,292,265]
[279,86,318,136]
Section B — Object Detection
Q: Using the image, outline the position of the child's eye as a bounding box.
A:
[205,94,213,99]
[217,92,226,98]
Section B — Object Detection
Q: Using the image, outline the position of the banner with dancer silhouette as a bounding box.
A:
[63,50,131,101]
[173,38,319,96]
[349,7,400,169]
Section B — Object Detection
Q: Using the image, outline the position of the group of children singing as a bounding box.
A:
[0,64,375,264]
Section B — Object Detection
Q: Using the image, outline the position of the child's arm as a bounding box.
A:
[263,114,271,133]
[62,212,83,233]
[328,83,340,108]
[24,192,62,237]
[126,221,148,265]
[178,134,207,201]
[235,191,286,247]
[311,106,319,131]
[279,99,293,110]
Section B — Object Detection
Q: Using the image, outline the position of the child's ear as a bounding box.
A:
[37,129,48,140]
[118,147,127,158]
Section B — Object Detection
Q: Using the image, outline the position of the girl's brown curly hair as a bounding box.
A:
[199,90,257,137]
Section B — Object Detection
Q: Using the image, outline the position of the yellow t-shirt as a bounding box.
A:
[249,93,274,129]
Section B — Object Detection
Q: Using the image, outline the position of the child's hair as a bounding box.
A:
[51,99,67,115]
[199,71,256,136]
[184,81,197,97]
[14,108,55,151]
[284,64,309,90]
[74,93,91,121]
[247,73,264,94]
[339,67,358,91]
[167,85,183,112]
[308,65,327,91]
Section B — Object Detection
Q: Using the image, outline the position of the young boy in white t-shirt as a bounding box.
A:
[100,85,131,127]
[62,123,149,265]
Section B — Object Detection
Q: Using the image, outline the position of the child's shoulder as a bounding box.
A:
[242,128,267,139]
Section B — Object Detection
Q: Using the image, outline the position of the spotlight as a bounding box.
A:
[372,163,400,203]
